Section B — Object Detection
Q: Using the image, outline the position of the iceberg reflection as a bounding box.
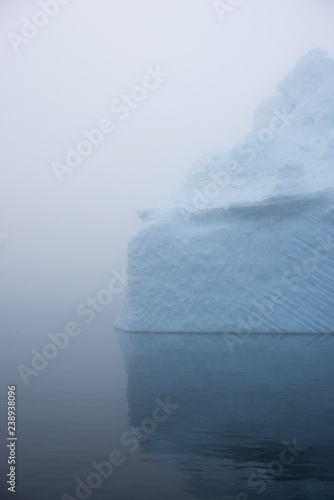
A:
[118,332,334,499]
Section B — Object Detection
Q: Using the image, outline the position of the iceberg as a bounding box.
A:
[116,49,334,333]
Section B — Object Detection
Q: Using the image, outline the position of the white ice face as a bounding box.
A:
[116,50,334,334]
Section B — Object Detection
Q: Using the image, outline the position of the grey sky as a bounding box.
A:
[1,0,334,313]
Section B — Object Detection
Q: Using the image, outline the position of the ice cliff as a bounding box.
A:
[116,49,334,333]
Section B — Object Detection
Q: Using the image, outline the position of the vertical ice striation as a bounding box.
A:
[116,50,334,333]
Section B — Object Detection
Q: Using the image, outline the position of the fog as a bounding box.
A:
[1,0,334,314]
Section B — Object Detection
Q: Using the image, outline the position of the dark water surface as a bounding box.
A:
[1,312,334,500]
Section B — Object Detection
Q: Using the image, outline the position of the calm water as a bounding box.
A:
[1,311,334,500]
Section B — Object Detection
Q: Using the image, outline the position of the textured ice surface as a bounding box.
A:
[116,49,334,333]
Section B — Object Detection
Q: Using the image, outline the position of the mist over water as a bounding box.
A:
[1,0,334,313]
[1,1,334,499]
